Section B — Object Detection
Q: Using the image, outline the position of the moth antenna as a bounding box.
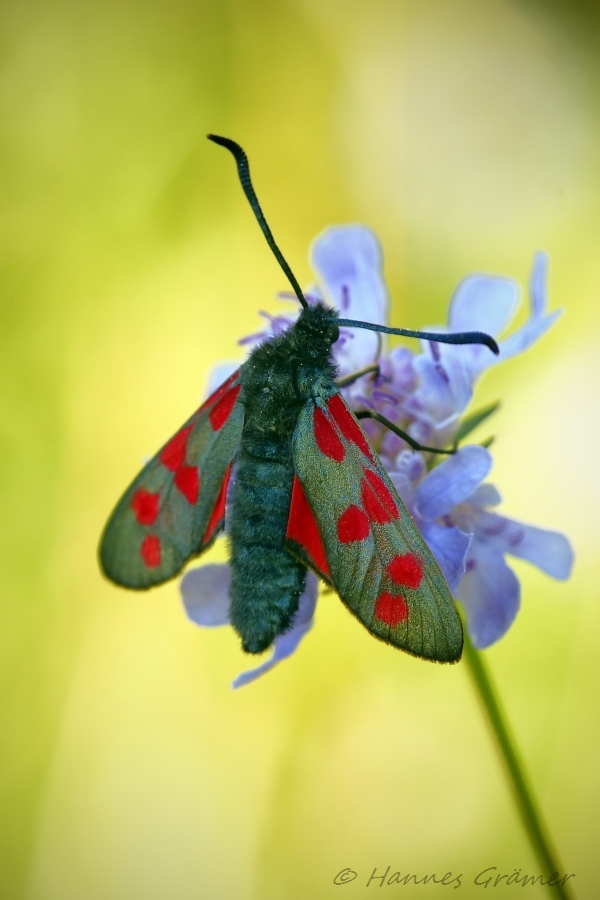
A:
[207,134,309,310]
[334,318,500,355]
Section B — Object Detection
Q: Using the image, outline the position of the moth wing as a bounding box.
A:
[99,370,244,589]
[287,391,463,662]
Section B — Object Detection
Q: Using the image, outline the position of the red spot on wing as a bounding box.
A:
[361,469,400,525]
[131,489,160,526]
[374,591,408,627]
[141,535,161,568]
[387,553,423,589]
[337,505,370,544]
[160,424,193,472]
[209,384,241,431]
[328,394,374,461]
[202,463,233,546]
[160,373,240,474]
[198,371,239,414]
[174,465,199,504]
[286,476,331,579]
[313,407,345,462]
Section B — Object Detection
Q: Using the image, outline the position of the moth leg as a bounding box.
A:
[354,409,455,455]
[335,362,379,388]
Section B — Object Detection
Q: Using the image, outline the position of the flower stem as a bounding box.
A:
[462,632,574,899]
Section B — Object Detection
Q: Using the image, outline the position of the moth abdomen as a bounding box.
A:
[229,427,306,654]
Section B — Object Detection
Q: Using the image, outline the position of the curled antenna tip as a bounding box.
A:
[486,335,500,355]
[207,134,239,151]
[334,318,500,355]
[206,133,308,309]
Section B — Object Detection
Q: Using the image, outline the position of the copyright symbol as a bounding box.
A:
[334,868,358,885]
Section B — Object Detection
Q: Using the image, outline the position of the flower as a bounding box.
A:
[181,227,573,684]
[390,446,572,648]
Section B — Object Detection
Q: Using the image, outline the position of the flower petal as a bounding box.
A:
[530,251,548,317]
[311,225,388,321]
[232,574,318,688]
[474,511,574,579]
[379,346,417,396]
[180,563,231,627]
[414,446,493,520]
[419,520,472,591]
[412,351,474,427]
[495,309,561,362]
[311,225,389,375]
[468,482,502,508]
[449,274,520,336]
[388,451,426,504]
[472,253,560,371]
[458,540,521,648]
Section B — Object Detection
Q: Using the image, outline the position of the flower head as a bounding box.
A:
[181,227,573,684]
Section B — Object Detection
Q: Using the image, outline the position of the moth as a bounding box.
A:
[99,135,498,663]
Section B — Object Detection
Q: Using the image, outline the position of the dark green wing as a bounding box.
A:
[99,371,243,589]
[287,391,463,662]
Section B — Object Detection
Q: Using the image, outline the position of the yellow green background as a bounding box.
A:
[1,0,598,897]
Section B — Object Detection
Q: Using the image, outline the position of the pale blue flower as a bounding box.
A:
[409,252,560,434]
[388,445,572,648]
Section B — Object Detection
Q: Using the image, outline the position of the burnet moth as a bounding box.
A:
[99,135,499,663]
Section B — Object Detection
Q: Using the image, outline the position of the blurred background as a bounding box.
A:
[1,0,599,897]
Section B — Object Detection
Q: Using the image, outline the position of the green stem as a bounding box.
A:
[462,632,574,899]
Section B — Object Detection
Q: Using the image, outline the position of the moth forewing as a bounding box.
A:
[99,373,244,590]
[290,391,463,663]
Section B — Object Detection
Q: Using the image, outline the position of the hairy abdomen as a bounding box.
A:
[229,426,306,653]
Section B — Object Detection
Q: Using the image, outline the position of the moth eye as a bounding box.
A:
[328,323,340,344]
